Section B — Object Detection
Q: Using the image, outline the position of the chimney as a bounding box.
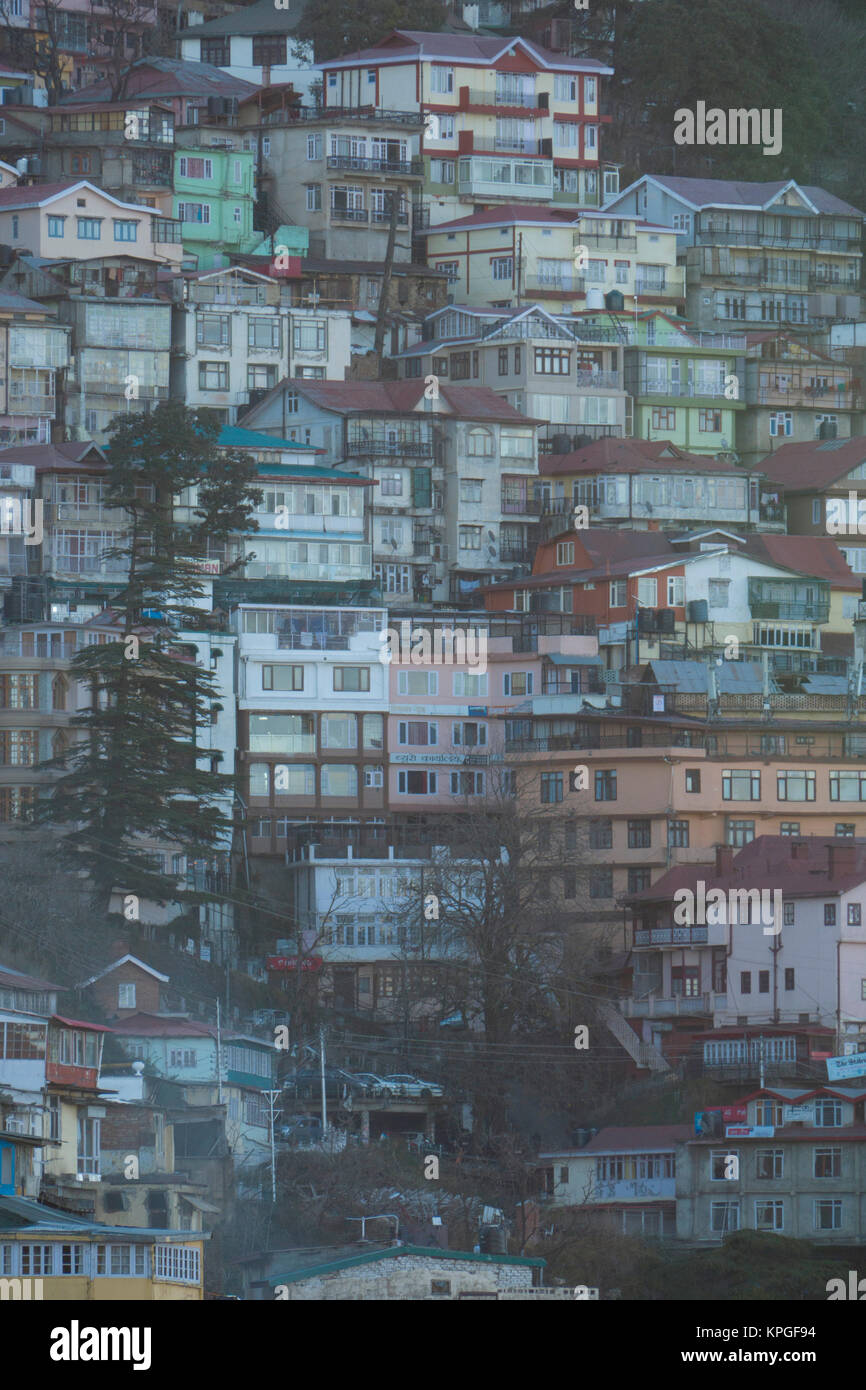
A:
[715,845,734,875]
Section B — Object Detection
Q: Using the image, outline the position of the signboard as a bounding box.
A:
[266,956,323,973]
[725,1125,775,1138]
[393,753,463,764]
[826,1052,866,1080]
[652,695,665,713]
[694,1105,746,1137]
[783,1104,814,1123]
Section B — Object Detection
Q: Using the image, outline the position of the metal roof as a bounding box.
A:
[648,659,772,694]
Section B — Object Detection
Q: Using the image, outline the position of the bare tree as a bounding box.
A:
[0,0,67,104]
[88,0,156,101]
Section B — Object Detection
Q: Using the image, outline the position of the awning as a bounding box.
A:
[543,652,603,666]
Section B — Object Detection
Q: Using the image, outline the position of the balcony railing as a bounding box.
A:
[618,993,715,1017]
[633,926,708,946]
[326,155,422,175]
[345,438,431,457]
[635,378,731,399]
[470,136,545,155]
[635,278,667,295]
[749,600,830,622]
[499,546,533,564]
[576,233,637,251]
[524,274,586,294]
[6,394,56,416]
[290,105,423,126]
[501,496,542,514]
[464,88,543,109]
[695,228,860,252]
[575,370,621,389]
[330,207,368,222]
[371,210,409,224]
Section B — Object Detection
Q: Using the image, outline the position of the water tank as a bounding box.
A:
[585,288,604,311]
[819,419,838,440]
[687,599,708,622]
[480,1225,507,1254]
[656,608,675,633]
[572,434,593,449]
[637,608,657,634]
[551,433,572,454]
[604,289,625,311]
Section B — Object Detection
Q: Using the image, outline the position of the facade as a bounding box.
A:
[606,175,865,335]
[172,137,259,268]
[397,303,629,451]
[739,333,861,465]
[758,439,866,576]
[180,0,317,99]
[0,179,183,269]
[38,101,176,213]
[241,378,541,606]
[0,290,71,447]
[170,266,351,427]
[423,206,682,315]
[539,1125,689,1238]
[318,30,616,224]
[264,1244,545,1299]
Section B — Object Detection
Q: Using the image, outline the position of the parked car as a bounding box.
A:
[283,1067,362,1100]
[350,1072,391,1096]
[278,1115,323,1142]
[380,1074,444,1099]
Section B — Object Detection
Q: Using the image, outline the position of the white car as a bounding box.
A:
[381,1074,444,1099]
[352,1072,390,1096]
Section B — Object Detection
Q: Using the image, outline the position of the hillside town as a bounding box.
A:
[0,0,864,1306]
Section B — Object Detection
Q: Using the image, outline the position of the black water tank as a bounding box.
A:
[551,433,572,453]
[604,290,625,311]
[819,419,838,440]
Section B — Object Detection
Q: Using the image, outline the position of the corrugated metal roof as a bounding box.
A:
[648,660,770,694]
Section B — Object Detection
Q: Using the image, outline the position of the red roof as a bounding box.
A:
[110,1012,216,1039]
[0,441,106,473]
[324,29,611,73]
[742,534,859,590]
[758,437,866,492]
[52,1015,110,1033]
[628,835,866,904]
[0,180,80,208]
[540,438,749,478]
[0,965,64,992]
[581,1125,692,1152]
[248,378,537,424]
[427,205,580,233]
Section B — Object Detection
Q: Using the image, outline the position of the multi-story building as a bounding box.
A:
[180,0,317,98]
[241,378,541,606]
[233,602,389,861]
[740,333,861,465]
[317,29,617,223]
[239,88,425,264]
[172,136,259,268]
[423,207,682,315]
[57,56,258,134]
[758,437,866,576]
[680,1084,866,1245]
[37,100,176,213]
[0,456,37,599]
[538,1124,689,1239]
[533,438,785,539]
[605,175,865,336]
[170,266,351,427]
[0,179,184,271]
[397,303,629,451]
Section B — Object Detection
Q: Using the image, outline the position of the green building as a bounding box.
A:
[173,144,260,269]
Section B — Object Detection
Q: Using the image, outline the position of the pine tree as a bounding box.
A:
[39,403,261,917]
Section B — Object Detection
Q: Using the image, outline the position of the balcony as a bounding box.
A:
[749,600,830,622]
[524,274,585,296]
[575,370,621,389]
[635,377,732,399]
[576,232,637,252]
[618,992,716,1017]
[538,426,622,450]
[330,207,368,223]
[6,394,55,417]
[754,384,855,409]
[345,437,431,457]
[499,545,533,565]
[371,210,409,225]
[462,87,544,111]
[291,106,423,126]
[501,494,542,515]
[748,579,829,624]
[633,925,708,947]
[634,278,668,296]
[695,228,861,252]
[326,155,422,176]
[469,136,546,156]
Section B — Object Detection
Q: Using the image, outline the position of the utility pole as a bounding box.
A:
[264,1089,281,1203]
[319,1024,328,1134]
[373,194,400,361]
[216,997,223,1106]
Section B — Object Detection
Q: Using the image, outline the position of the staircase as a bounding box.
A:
[596,1000,671,1072]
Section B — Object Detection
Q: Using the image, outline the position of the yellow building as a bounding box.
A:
[0,1194,206,1300]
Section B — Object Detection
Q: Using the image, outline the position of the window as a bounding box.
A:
[541,772,563,804]
[398,720,438,747]
[430,158,455,183]
[252,35,286,66]
[333,666,370,692]
[452,672,488,698]
[201,38,229,64]
[710,1202,739,1233]
[780,821,800,836]
[815,1199,842,1231]
[306,134,322,160]
[504,672,533,696]
[667,576,684,607]
[118,983,136,1008]
[740,972,751,994]
[758,971,769,994]
[814,1099,842,1127]
[708,579,730,609]
[637,577,657,607]
[556,541,575,566]
[589,819,612,849]
[249,317,280,350]
[628,818,651,849]
[755,1201,784,1232]
[450,770,484,796]
[169,1048,197,1068]
[247,364,276,391]
[590,868,612,898]
[262,665,303,692]
[535,348,571,375]
[459,526,482,551]
[823,903,837,926]
[783,902,795,925]
[48,216,65,238]
[491,256,513,281]
[777,770,816,801]
[652,408,675,430]
[595,769,616,801]
[467,428,493,456]
[178,156,213,179]
[830,770,866,802]
[755,1149,783,1179]
[430,66,454,93]
[380,472,403,497]
[628,867,651,893]
[452,722,486,748]
[77,218,101,240]
[814,1147,841,1179]
[699,409,722,432]
[710,1150,738,1181]
[305,184,322,211]
[848,903,862,926]
[197,312,230,346]
[722,770,761,801]
[836,823,856,837]
[177,202,211,223]
[155,1245,200,1284]
[769,411,793,438]
[397,770,438,795]
[398,670,438,695]
[199,361,228,391]
[726,819,754,847]
[609,579,627,608]
[460,478,483,503]
[321,765,358,797]
[668,819,689,848]
[293,318,327,352]
[685,769,701,794]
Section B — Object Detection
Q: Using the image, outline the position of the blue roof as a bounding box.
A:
[268,1244,545,1286]
[217,426,323,453]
